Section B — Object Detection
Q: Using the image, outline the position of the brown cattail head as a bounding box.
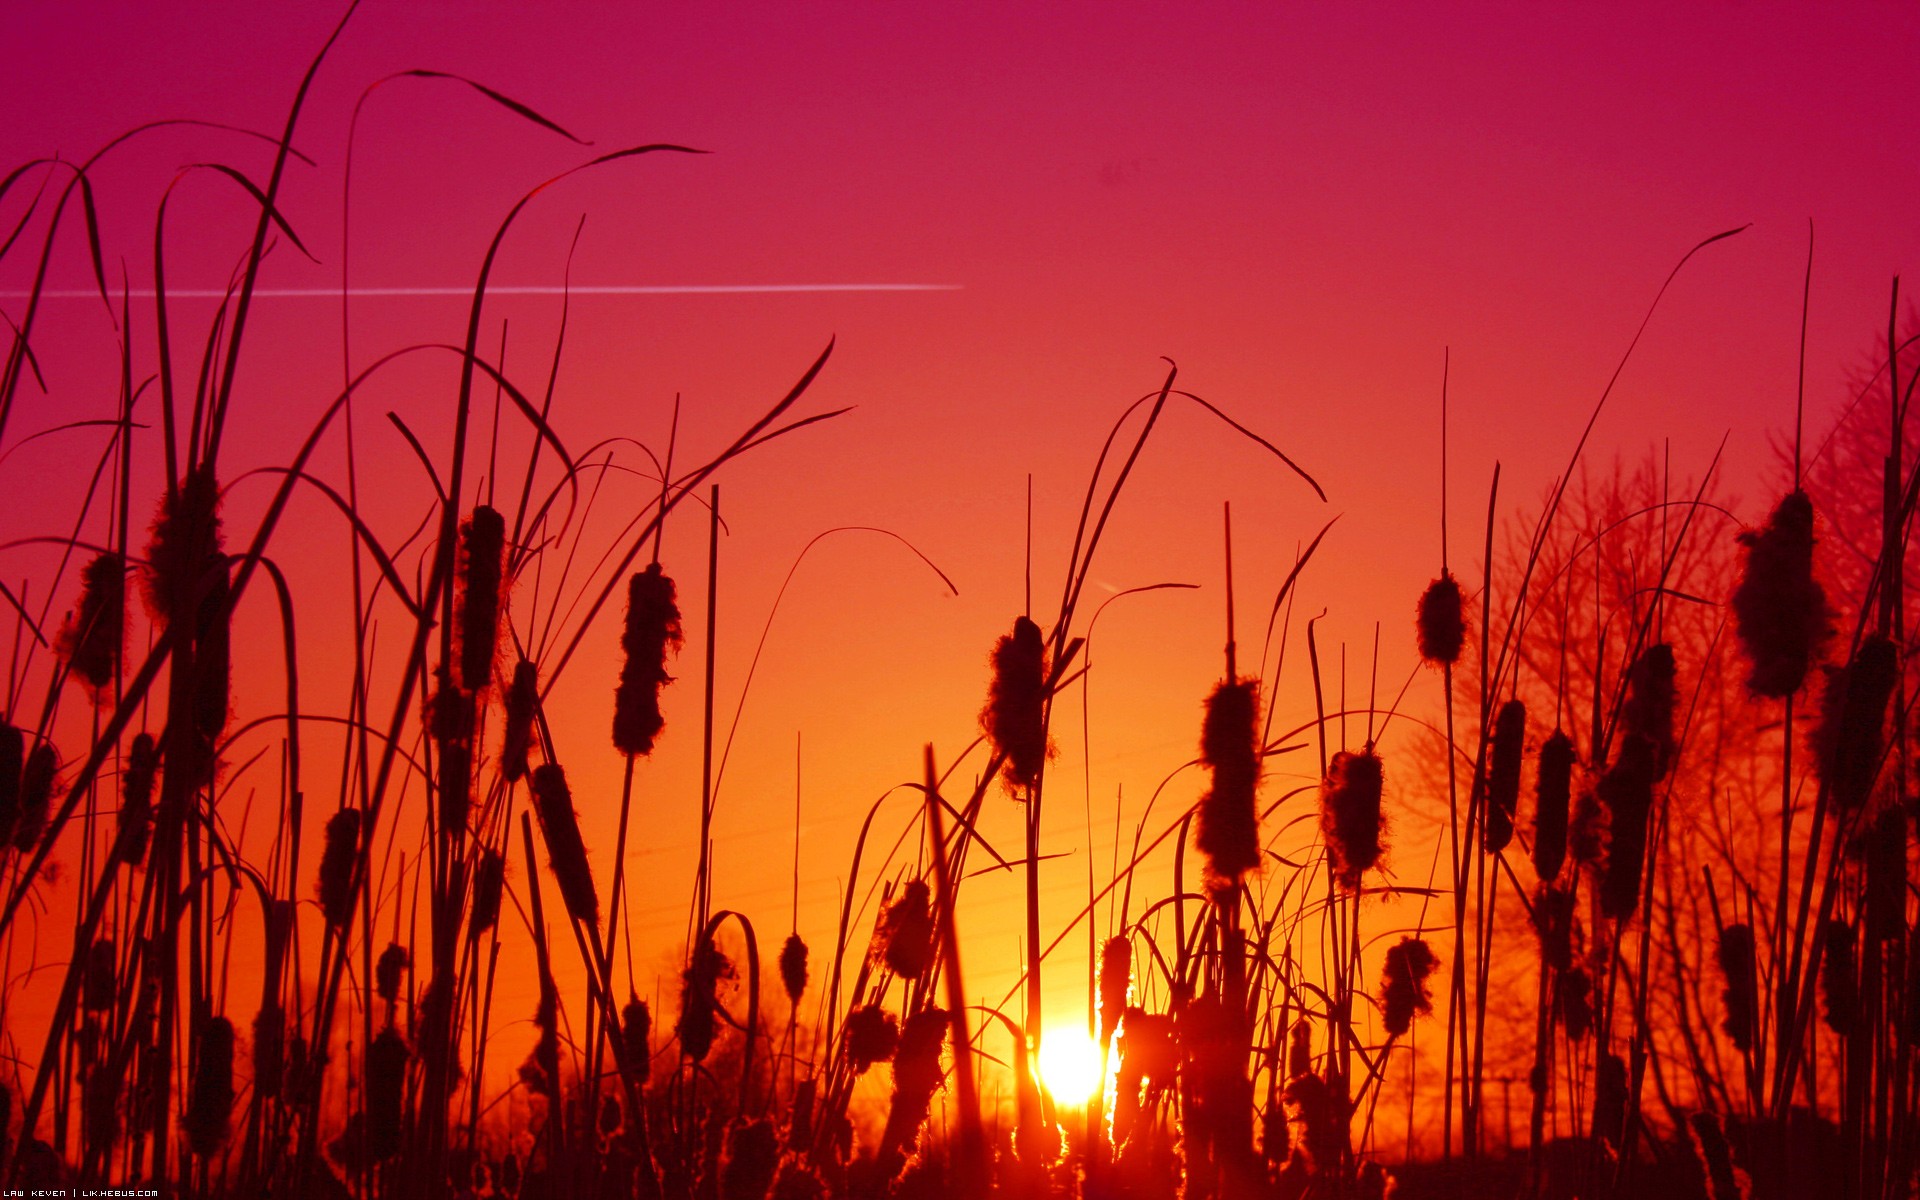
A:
[185,1016,235,1157]
[253,1003,284,1100]
[779,933,809,1005]
[843,1004,901,1074]
[1196,677,1262,883]
[13,741,56,853]
[57,552,125,697]
[877,879,934,980]
[722,1118,780,1200]
[677,934,733,1064]
[1717,923,1757,1053]
[1688,1111,1746,1200]
[1099,935,1132,1045]
[142,465,222,626]
[0,723,21,848]
[501,659,537,783]
[83,938,116,1012]
[529,763,598,925]
[456,505,506,691]
[613,563,683,756]
[1814,633,1897,815]
[431,679,475,837]
[982,615,1049,790]
[1731,490,1829,699]
[1599,733,1657,920]
[1320,748,1386,889]
[1820,918,1860,1037]
[1533,730,1574,881]
[1558,967,1594,1042]
[623,997,652,1085]
[1416,571,1465,666]
[1280,1070,1343,1175]
[469,846,504,940]
[375,943,408,1006]
[1622,643,1677,779]
[883,1007,949,1152]
[1379,938,1439,1037]
[317,808,361,929]
[366,1027,409,1161]
[1482,698,1525,853]
[1569,785,1607,872]
[116,731,157,866]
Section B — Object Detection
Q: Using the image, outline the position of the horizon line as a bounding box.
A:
[2,283,964,299]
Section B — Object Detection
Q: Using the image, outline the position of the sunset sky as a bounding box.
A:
[3,0,1918,1113]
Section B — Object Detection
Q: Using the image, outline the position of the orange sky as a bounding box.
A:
[3,0,1919,1127]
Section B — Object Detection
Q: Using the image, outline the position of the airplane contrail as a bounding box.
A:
[2,283,962,299]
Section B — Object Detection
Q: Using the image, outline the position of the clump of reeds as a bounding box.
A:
[1320,748,1385,888]
[12,741,56,852]
[1813,633,1896,814]
[1379,937,1439,1037]
[501,659,538,783]
[1716,923,1757,1053]
[317,808,362,929]
[1731,490,1829,698]
[843,1004,900,1074]
[529,763,598,925]
[982,616,1048,789]
[1598,734,1657,920]
[1687,1110,1747,1200]
[877,879,934,980]
[612,563,683,756]
[457,505,506,690]
[57,551,125,696]
[115,731,157,865]
[779,933,809,1005]
[1416,571,1465,666]
[1623,643,1677,778]
[1196,678,1262,882]
[1533,729,1574,880]
[185,1016,235,1157]
[1483,698,1525,852]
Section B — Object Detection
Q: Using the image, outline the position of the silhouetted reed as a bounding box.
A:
[1196,678,1262,883]
[1533,729,1573,880]
[1416,571,1465,666]
[1731,489,1828,697]
[1320,748,1385,889]
[1380,938,1439,1037]
[1482,698,1524,853]
[613,562,683,756]
[57,552,124,695]
[982,616,1047,789]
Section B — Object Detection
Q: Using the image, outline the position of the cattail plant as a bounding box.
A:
[470,845,504,939]
[1687,1110,1746,1200]
[982,615,1048,789]
[612,562,683,756]
[722,1118,778,1200]
[1416,571,1465,666]
[1379,937,1439,1037]
[116,731,157,865]
[0,723,20,847]
[12,741,55,852]
[1569,786,1607,872]
[877,880,933,980]
[779,933,809,1005]
[367,1028,410,1162]
[1598,734,1657,920]
[622,998,651,1085]
[1533,883,1577,974]
[1819,918,1859,1036]
[375,943,408,1006]
[1533,729,1574,880]
[1558,967,1593,1042]
[1099,935,1132,1045]
[1862,805,1906,943]
[678,934,730,1064]
[317,808,362,929]
[457,504,506,691]
[1622,642,1676,778]
[1196,678,1261,882]
[253,1003,284,1100]
[1731,490,1828,698]
[501,659,538,782]
[1483,698,1525,853]
[1320,748,1385,889]
[430,677,475,836]
[1813,632,1896,814]
[57,551,125,695]
[1716,923,1757,1053]
[529,763,598,925]
[185,1016,235,1157]
[875,1007,949,1178]
[843,1004,900,1074]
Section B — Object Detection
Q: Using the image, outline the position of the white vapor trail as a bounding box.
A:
[3,283,962,299]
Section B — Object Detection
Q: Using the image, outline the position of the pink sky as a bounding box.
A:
[3,0,1918,1114]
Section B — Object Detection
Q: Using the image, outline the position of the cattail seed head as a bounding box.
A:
[1569,785,1607,871]
[142,465,222,627]
[432,683,475,837]
[677,935,732,1064]
[982,616,1048,790]
[1416,572,1466,666]
[613,563,683,756]
[457,505,506,691]
[1622,643,1677,779]
[722,1118,779,1200]
[1731,490,1829,698]
[1196,678,1262,883]
[253,1003,284,1099]
[469,846,504,939]
[1717,923,1757,1053]
[13,741,56,853]
[117,732,156,866]
[83,938,116,1012]
[1599,734,1657,920]
[877,879,934,980]
[1379,938,1439,1037]
[1688,1111,1746,1200]
[1099,935,1132,1045]
[599,1094,623,1138]
[501,659,537,782]
[1320,748,1386,889]
[779,933,809,1005]
[623,998,652,1085]
[1533,730,1574,880]
[843,1004,900,1074]
[0,723,21,848]
[1482,699,1525,853]
[1820,919,1859,1037]
[882,1007,949,1157]
[375,943,408,1005]
[185,1016,234,1157]
[529,763,598,925]
[1558,967,1594,1042]
[58,552,125,696]
[1534,882,1577,974]
[317,808,361,929]
[366,1027,409,1161]
[1815,634,1898,815]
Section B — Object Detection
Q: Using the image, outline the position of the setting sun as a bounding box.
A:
[1037,1027,1107,1104]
